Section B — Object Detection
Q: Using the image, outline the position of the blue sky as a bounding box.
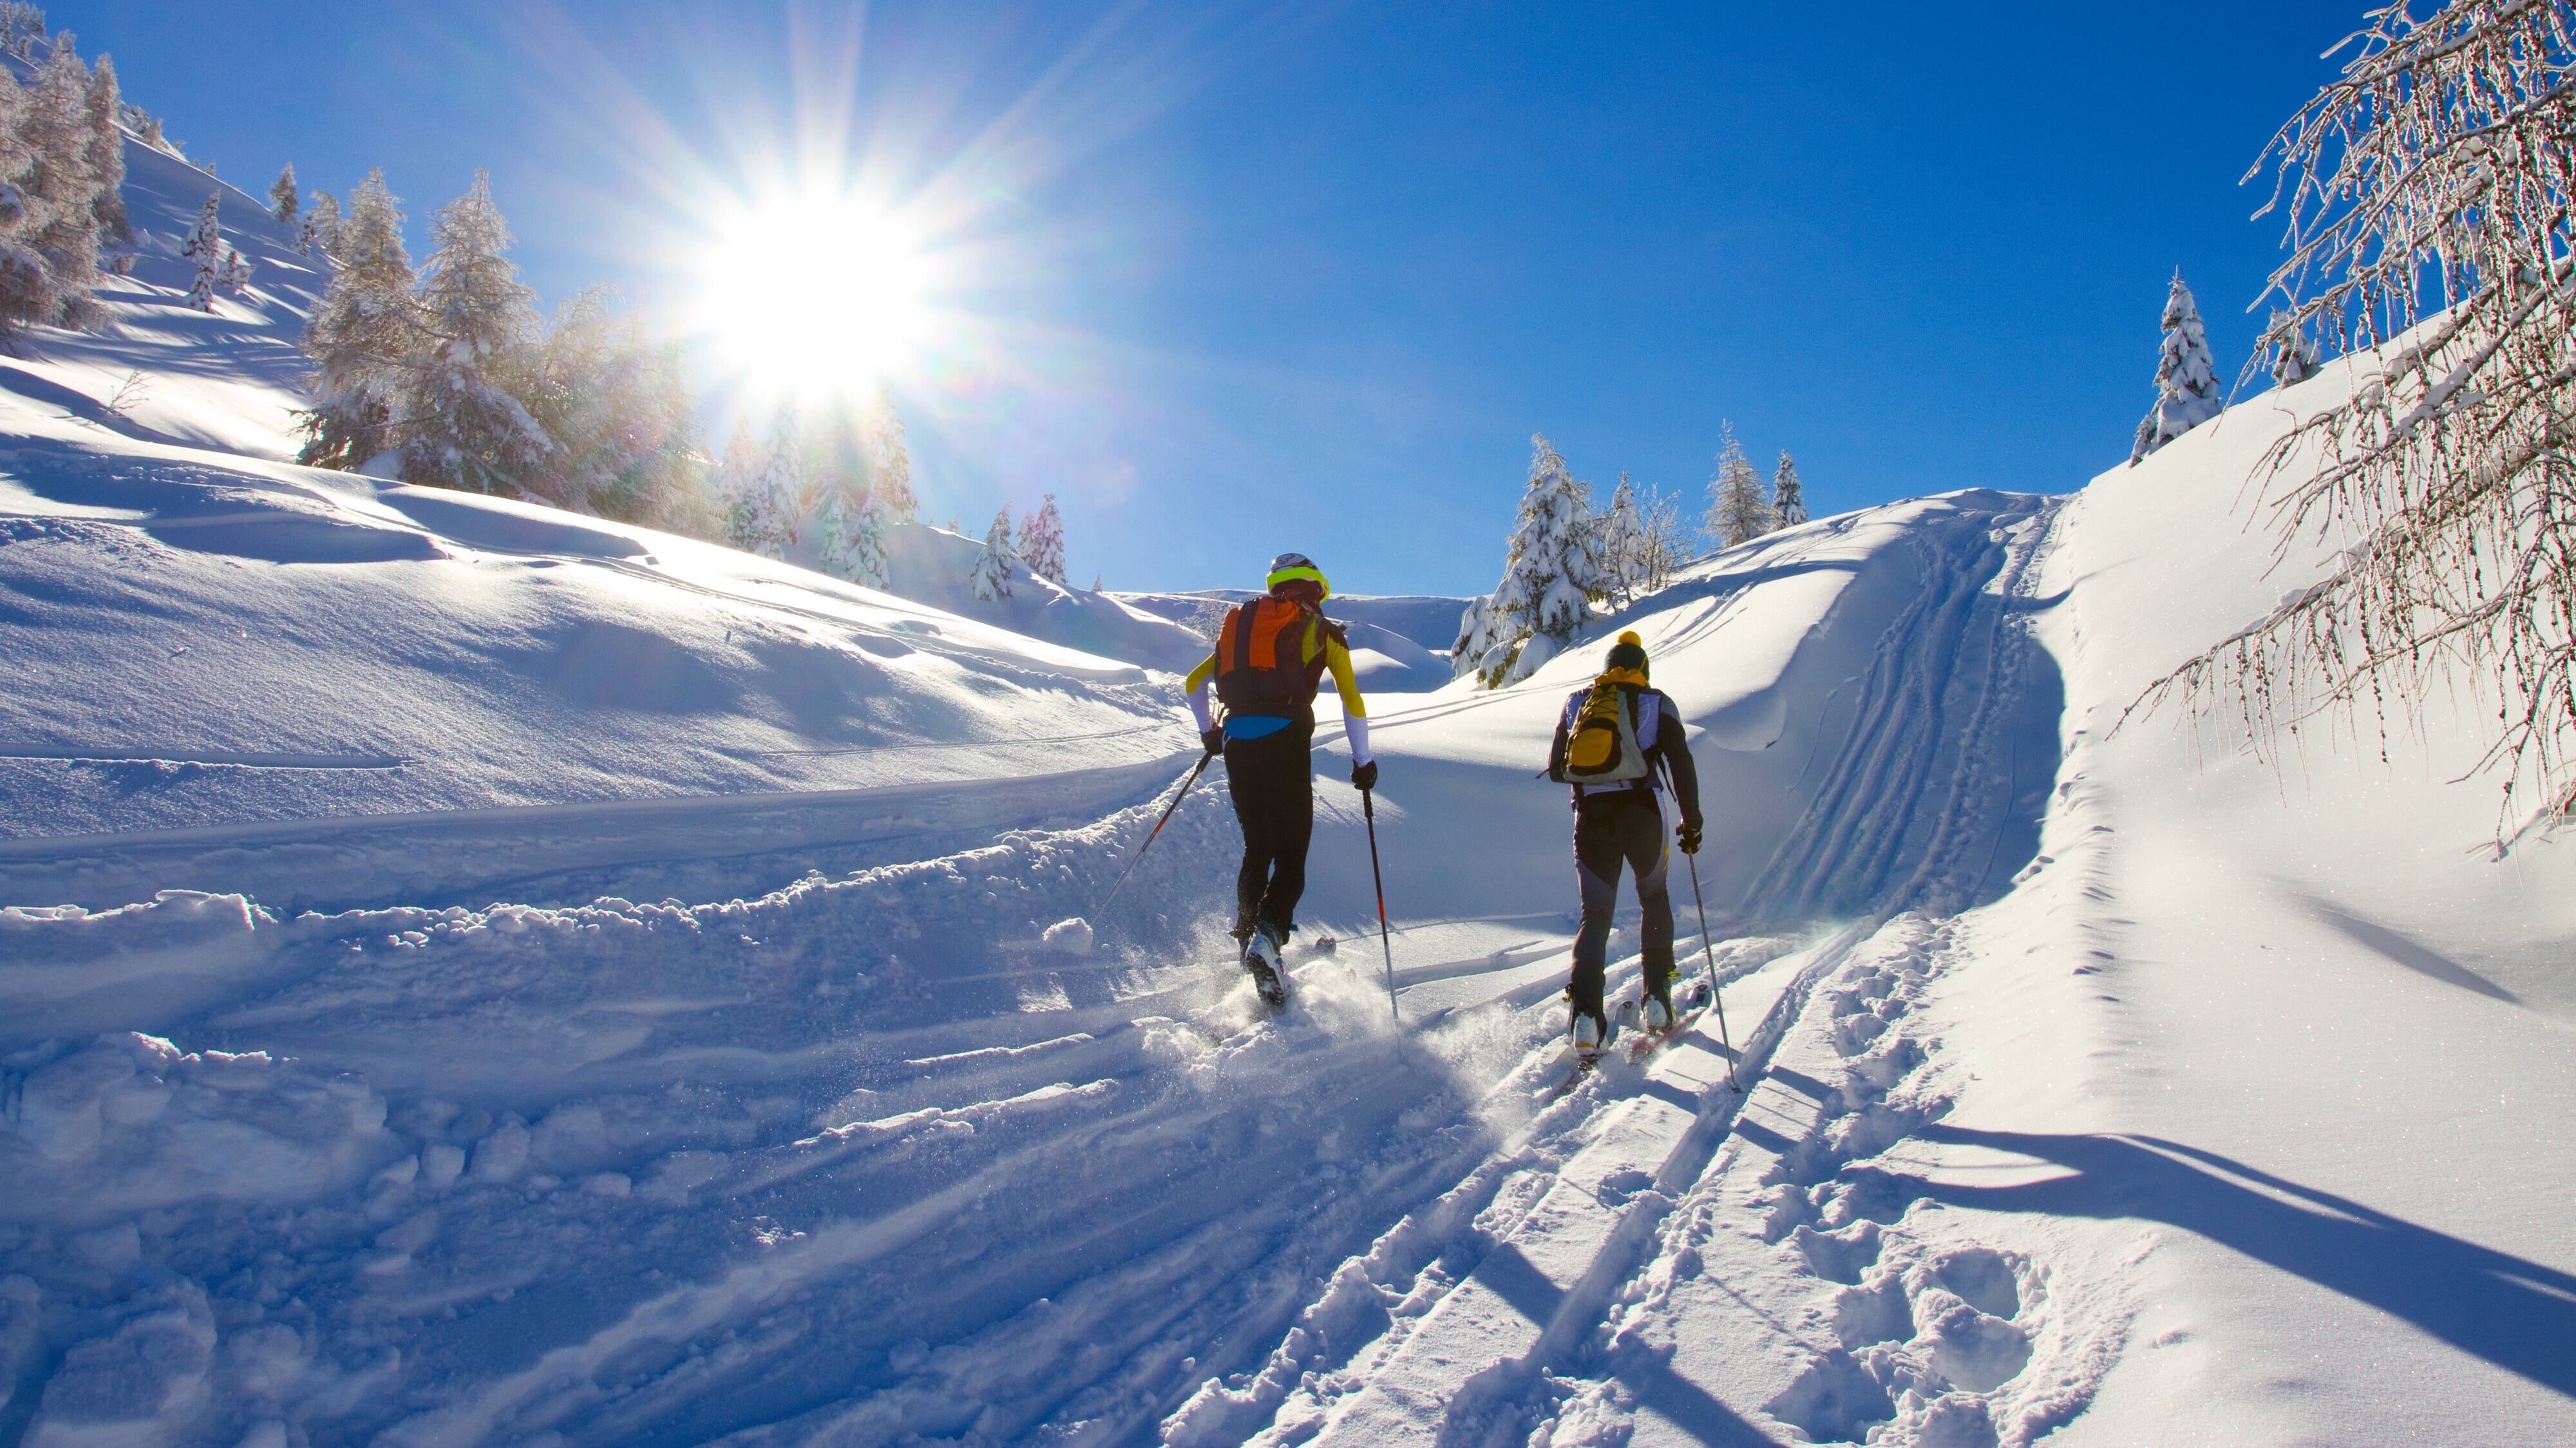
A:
[75,1,2365,596]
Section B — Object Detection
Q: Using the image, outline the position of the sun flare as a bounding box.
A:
[696,192,937,402]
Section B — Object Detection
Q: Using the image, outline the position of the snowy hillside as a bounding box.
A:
[2,112,2571,1448]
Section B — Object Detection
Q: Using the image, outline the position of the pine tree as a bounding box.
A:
[1450,596,1505,682]
[863,386,918,521]
[1704,424,1774,548]
[732,409,802,558]
[222,245,250,294]
[1018,493,1066,586]
[1638,485,1692,592]
[298,171,421,469]
[80,51,121,241]
[181,193,220,312]
[400,171,548,494]
[1598,473,1647,606]
[1771,450,1808,526]
[818,489,889,588]
[269,162,297,225]
[971,504,1018,601]
[714,417,763,552]
[303,190,340,257]
[0,68,43,330]
[1472,433,1609,686]
[522,285,703,524]
[2131,270,2222,462]
[2268,309,2320,388]
[19,37,97,327]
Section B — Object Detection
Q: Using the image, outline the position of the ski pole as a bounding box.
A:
[1685,849,1739,1093]
[1095,752,1213,921]
[1361,787,1399,1022]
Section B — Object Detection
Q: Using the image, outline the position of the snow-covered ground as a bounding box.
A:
[2,124,2570,1448]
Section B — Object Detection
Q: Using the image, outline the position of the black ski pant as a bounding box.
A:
[1568,787,1674,1024]
[1225,724,1314,942]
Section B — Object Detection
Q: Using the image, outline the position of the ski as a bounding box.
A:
[1621,980,1714,1066]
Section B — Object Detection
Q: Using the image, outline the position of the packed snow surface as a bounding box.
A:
[2,127,2571,1447]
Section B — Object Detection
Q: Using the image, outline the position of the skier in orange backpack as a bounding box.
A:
[1181,552,1376,1005]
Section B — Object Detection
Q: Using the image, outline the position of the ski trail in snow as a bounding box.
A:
[1184,494,2072,1445]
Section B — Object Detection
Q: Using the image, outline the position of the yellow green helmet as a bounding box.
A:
[1265,551,1330,598]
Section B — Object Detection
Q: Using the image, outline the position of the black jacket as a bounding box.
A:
[1546,683,1702,830]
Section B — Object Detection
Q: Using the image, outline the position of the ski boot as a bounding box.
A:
[1639,988,1676,1033]
[1572,1006,1611,1059]
[1243,923,1289,1008]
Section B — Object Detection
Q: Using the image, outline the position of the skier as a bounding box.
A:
[1546,630,1703,1053]
[1182,552,1377,1004]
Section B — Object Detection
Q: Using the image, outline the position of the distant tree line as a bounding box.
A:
[1453,428,1810,688]
[711,392,920,589]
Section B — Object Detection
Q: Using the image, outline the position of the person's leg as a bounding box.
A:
[1621,797,1676,1006]
[1568,793,1629,1028]
[1225,738,1273,941]
[1251,728,1315,940]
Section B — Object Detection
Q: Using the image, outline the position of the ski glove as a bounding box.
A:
[1202,728,1226,759]
[1678,821,1703,855]
[1350,759,1379,791]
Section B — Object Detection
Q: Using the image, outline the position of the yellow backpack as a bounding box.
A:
[1565,675,1648,782]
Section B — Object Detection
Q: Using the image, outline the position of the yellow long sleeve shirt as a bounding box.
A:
[1184,627,1372,764]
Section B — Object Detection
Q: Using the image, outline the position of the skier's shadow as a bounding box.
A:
[1885,1126,2576,1395]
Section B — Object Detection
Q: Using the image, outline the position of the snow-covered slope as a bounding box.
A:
[2,114,2569,1448]
[873,522,1214,675]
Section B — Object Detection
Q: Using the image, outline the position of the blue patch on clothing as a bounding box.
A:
[1226,715,1293,740]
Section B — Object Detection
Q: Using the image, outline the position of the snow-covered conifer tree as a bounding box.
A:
[269,163,297,224]
[818,489,889,588]
[182,193,221,312]
[1703,424,1774,549]
[863,386,918,522]
[2268,309,2319,388]
[522,285,703,524]
[1469,433,1607,686]
[714,417,762,552]
[1018,493,1066,586]
[971,505,1018,601]
[1449,596,1505,682]
[298,171,421,469]
[16,38,97,327]
[1598,473,1646,606]
[729,409,802,558]
[2131,270,2222,462]
[80,50,121,240]
[1638,486,1691,592]
[221,245,250,294]
[1772,450,1808,526]
[303,190,340,258]
[400,171,549,494]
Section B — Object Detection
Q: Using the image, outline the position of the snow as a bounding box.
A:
[0,121,2569,1447]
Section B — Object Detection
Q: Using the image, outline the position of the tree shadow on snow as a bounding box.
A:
[1889,1126,2576,1396]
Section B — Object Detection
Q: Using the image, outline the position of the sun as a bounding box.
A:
[695,191,936,402]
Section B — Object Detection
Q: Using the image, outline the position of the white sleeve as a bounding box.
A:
[1187,678,1215,733]
[1345,714,1372,766]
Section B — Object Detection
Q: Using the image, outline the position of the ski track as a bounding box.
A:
[0,493,2084,1445]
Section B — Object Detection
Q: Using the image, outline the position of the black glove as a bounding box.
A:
[1201,728,1225,759]
[1350,758,1379,791]
[1678,820,1703,855]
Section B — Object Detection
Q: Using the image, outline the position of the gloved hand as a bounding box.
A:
[1350,758,1379,791]
[1678,820,1703,855]
[1202,728,1225,759]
